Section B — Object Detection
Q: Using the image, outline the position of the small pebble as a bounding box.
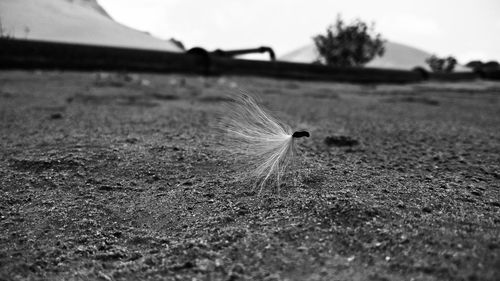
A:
[50,113,63,119]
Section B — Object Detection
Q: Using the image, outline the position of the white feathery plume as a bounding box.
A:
[217,91,309,192]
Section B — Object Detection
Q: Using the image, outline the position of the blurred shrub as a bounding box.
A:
[465,60,500,79]
[483,61,500,70]
[425,55,457,73]
[313,15,385,67]
[0,18,12,39]
[465,60,500,71]
[465,60,483,71]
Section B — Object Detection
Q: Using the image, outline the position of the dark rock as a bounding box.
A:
[125,137,138,144]
[324,135,359,147]
[94,252,126,261]
[50,113,63,119]
[98,185,116,191]
[231,263,245,274]
[470,190,482,196]
[488,201,500,208]
[171,261,194,270]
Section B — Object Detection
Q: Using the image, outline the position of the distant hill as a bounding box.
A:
[280,41,467,71]
[0,0,183,52]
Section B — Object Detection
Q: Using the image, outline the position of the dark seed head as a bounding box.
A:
[292,130,310,138]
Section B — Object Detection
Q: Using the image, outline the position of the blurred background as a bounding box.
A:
[1,0,499,71]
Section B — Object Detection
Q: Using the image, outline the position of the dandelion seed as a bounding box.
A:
[218,91,309,193]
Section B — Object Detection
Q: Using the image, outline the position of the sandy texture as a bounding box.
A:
[0,71,499,280]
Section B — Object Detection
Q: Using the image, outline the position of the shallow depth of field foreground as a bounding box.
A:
[0,71,499,281]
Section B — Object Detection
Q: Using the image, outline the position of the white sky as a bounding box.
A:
[98,0,500,63]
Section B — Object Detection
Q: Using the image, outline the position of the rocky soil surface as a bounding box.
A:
[0,71,499,280]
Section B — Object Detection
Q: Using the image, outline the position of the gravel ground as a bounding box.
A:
[0,71,499,281]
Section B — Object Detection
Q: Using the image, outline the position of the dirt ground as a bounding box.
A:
[0,71,499,281]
